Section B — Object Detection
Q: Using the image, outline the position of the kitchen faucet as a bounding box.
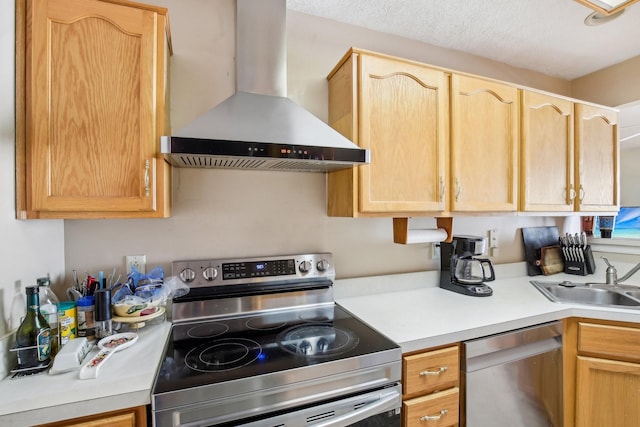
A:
[602,257,640,285]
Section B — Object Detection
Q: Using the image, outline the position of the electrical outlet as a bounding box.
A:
[125,255,146,274]
[431,243,441,259]
[489,229,499,249]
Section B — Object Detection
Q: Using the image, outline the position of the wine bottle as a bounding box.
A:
[15,286,51,372]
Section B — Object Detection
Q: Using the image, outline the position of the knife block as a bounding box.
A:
[563,245,596,276]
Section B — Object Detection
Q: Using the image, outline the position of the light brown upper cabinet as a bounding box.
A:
[327,49,449,217]
[574,104,619,212]
[16,0,172,219]
[450,75,519,212]
[520,91,575,212]
[325,48,618,218]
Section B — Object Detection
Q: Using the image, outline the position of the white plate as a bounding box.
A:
[97,332,138,351]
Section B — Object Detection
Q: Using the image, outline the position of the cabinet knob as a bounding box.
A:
[568,185,576,201]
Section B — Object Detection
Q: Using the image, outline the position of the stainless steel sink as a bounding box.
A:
[625,290,640,300]
[531,280,640,308]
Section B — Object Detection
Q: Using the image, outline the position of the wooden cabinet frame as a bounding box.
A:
[15,0,172,219]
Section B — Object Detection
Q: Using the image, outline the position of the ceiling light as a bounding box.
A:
[584,8,625,25]
[575,0,639,15]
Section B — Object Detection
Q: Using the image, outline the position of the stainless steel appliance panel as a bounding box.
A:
[463,321,563,427]
[152,253,401,427]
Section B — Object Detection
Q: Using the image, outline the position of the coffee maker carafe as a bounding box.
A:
[440,235,495,296]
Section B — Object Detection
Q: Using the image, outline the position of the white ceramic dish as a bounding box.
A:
[79,333,138,379]
[97,332,138,351]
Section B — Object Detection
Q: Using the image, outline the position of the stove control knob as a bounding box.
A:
[180,268,196,283]
[203,267,218,281]
[316,259,330,272]
[299,260,312,273]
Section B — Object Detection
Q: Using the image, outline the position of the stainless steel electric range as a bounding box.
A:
[151,253,402,427]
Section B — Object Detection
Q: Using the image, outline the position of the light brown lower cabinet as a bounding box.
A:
[34,405,147,427]
[402,344,460,427]
[565,318,640,427]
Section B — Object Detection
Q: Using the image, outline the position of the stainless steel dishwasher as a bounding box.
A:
[463,321,563,427]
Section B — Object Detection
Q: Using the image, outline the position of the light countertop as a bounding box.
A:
[2,256,640,425]
[0,321,171,427]
[335,259,640,353]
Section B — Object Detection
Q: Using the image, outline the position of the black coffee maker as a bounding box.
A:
[440,235,495,297]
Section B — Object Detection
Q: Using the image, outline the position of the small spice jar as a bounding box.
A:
[76,295,95,341]
[58,301,77,347]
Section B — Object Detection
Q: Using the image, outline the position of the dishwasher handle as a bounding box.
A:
[464,321,562,373]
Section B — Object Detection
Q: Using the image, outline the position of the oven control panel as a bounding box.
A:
[172,253,335,289]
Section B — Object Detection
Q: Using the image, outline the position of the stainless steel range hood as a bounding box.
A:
[161,0,369,172]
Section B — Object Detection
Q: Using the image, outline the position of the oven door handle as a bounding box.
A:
[313,388,400,427]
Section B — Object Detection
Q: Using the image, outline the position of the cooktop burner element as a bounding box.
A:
[185,338,262,372]
[278,324,358,357]
[186,322,229,339]
[245,317,288,331]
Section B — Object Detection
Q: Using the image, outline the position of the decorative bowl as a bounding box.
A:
[112,298,162,317]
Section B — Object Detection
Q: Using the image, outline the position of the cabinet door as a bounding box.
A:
[358,54,449,213]
[521,91,575,211]
[450,75,518,211]
[26,0,165,215]
[574,104,619,212]
[575,356,640,427]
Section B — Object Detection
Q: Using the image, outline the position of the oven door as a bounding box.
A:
[234,384,401,427]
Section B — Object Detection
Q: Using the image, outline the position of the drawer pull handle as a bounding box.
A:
[420,409,448,422]
[419,366,447,376]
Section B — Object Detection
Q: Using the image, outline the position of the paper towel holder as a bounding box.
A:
[393,217,453,245]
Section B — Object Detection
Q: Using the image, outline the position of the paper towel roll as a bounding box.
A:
[404,228,449,244]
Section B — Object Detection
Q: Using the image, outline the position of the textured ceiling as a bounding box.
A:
[286,0,640,80]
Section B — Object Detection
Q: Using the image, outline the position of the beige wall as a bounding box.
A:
[63,1,563,282]
[620,145,640,206]
[571,55,640,107]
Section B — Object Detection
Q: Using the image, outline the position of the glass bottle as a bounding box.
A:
[37,276,59,355]
[15,286,51,372]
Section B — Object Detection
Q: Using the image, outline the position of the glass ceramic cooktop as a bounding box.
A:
[153,304,398,394]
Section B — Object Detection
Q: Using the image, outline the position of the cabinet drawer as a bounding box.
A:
[403,345,459,396]
[578,322,640,363]
[403,387,459,427]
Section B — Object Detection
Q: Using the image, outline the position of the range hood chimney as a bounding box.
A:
[161,0,370,172]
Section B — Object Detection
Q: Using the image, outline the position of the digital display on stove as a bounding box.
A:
[222,259,296,280]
